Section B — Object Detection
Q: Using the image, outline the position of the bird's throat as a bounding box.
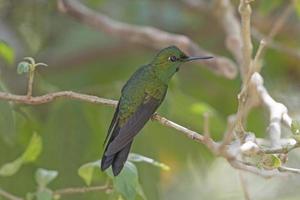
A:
[156,65,179,84]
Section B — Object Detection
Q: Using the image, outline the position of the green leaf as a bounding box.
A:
[260,154,281,170]
[78,160,99,186]
[107,161,140,200]
[0,158,23,176]
[0,133,42,176]
[190,102,215,115]
[128,153,170,171]
[35,168,58,188]
[294,0,300,19]
[17,61,30,74]
[0,41,14,65]
[21,132,42,163]
[36,189,53,200]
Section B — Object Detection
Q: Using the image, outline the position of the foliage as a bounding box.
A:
[0,133,42,177]
[78,153,168,199]
[0,41,14,65]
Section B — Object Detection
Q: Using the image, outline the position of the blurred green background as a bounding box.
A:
[0,0,300,199]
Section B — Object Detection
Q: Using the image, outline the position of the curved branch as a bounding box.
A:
[0,91,117,106]
[0,188,22,200]
[0,185,112,200]
[57,0,237,79]
[0,91,208,145]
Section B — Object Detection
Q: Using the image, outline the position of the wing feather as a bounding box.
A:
[105,95,164,156]
[103,102,120,146]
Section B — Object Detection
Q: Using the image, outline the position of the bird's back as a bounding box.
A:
[119,64,167,126]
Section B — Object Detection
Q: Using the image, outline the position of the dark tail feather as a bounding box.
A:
[101,154,115,171]
[101,125,120,171]
[101,141,133,176]
[112,141,133,176]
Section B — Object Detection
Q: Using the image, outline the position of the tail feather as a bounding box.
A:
[101,125,120,171]
[101,154,115,171]
[101,141,133,176]
[112,141,133,176]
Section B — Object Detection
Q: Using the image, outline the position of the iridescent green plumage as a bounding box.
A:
[101,46,213,176]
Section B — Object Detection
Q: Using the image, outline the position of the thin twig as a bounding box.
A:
[265,2,294,42]
[220,114,236,151]
[261,143,299,154]
[228,159,281,178]
[238,172,251,200]
[238,0,253,77]
[251,2,294,72]
[252,29,300,60]
[0,90,208,144]
[152,114,206,144]
[279,166,300,175]
[229,0,256,143]
[0,188,23,200]
[54,185,111,196]
[0,91,117,106]
[27,69,34,98]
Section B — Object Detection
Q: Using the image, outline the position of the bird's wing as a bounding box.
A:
[103,102,120,146]
[105,93,166,156]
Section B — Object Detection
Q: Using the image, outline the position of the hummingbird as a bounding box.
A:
[101,45,213,176]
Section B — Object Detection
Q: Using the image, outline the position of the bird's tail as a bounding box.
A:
[101,141,133,176]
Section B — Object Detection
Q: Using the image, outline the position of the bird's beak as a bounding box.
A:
[183,56,214,62]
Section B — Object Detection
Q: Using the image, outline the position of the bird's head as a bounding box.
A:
[151,46,213,83]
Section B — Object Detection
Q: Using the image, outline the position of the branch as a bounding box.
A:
[0,188,23,200]
[252,29,300,60]
[263,2,294,43]
[0,90,214,147]
[0,91,117,106]
[230,0,293,148]
[238,0,253,77]
[262,143,299,154]
[279,166,300,175]
[54,185,111,196]
[228,159,282,178]
[0,185,112,200]
[214,0,243,67]
[251,73,292,147]
[153,114,219,154]
[57,0,237,79]
[238,172,251,200]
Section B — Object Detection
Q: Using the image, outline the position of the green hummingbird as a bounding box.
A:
[101,45,213,176]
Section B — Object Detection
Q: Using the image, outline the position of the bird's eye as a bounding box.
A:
[168,56,177,62]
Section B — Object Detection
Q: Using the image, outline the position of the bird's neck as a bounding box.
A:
[152,64,179,84]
